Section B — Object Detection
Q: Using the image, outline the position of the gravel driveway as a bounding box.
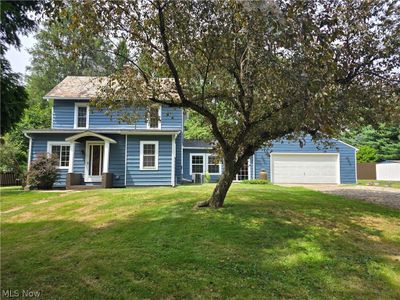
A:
[281,184,400,210]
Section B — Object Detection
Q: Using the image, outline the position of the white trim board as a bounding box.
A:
[84,141,105,182]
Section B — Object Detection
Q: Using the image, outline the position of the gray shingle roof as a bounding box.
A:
[183,139,213,148]
[44,76,107,99]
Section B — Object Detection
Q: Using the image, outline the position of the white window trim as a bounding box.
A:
[207,154,222,175]
[146,106,162,129]
[85,141,105,182]
[190,153,205,175]
[140,141,159,170]
[74,102,89,129]
[47,141,71,169]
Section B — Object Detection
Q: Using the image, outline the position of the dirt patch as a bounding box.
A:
[1,206,25,214]
[281,184,400,210]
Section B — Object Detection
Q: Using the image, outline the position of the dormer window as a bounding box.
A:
[74,103,89,129]
[147,106,161,129]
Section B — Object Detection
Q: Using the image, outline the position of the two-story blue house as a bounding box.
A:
[24,76,357,188]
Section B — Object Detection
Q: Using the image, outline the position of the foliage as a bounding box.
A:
[1,184,400,299]
[26,153,58,189]
[342,124,400,161]
[0,0,43,50]
[0,56,28,134]
[184,111,213,140]
[0,0,46,134]
[8,101,52,164]
[0,137,24,174]
[60,0,400,207]
[27,5,114,103]
[241,179,270,184]
[204,172,211,183]
[114,40,129,72]
[356,145,378,163]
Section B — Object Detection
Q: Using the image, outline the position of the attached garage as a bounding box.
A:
[270,153,340,184]
[254,136,358,184]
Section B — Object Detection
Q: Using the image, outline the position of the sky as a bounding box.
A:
[5,33,36,78]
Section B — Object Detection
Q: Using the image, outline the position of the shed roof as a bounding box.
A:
[183,139,213,149]
[377,160,400,164]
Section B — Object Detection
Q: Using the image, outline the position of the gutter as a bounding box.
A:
[24,132,32,170]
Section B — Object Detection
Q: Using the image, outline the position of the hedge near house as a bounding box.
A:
[27,153,59,189]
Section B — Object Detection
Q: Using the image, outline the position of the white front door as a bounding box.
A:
[85,142,104,182]
[271,154,339,184]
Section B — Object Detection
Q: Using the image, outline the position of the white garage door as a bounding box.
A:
[271,154,339,184]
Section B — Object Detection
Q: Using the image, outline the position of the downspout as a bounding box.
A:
[171,133,177,187]
[24,132,32,170]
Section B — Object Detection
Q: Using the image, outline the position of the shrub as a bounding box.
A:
[241,179,270,184]
[0,136,24,176]
[357,145,378,162]
[27,153,59,189]
[204,172,211,183]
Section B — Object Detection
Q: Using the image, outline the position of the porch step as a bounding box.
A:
[69,185,102,190]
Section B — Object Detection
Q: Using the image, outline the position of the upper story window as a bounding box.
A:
[140,141,159,170]
[147,106,161,129]
[48,142,70,168]
[74,103,89,129]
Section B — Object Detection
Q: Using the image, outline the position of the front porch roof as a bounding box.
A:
[65,131,117,143]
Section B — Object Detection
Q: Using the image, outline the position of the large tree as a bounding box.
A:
[27,5,115,103]
[0,0,45,134]
[342,124,400,161]
[63,0,399,207]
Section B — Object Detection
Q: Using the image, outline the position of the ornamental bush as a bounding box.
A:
[27,153,59,189]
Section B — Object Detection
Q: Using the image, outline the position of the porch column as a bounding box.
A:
[103,141,110,173]
[68,142,75,173]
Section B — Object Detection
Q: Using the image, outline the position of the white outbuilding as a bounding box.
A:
[376,160,400,181]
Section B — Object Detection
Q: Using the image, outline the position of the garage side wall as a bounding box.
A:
[254,137,356,184]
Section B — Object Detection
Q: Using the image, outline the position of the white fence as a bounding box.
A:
[376,162,400,181]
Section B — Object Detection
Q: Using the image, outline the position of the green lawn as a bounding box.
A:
[1,184,399,299]
[358,180,400,189]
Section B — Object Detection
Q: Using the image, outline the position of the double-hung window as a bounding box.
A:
[140,141,159,170]
[74,103,89,128]
[191,155,204,174]
[48,142,70,168]
[147,106,160,129]
[207,155,221,174]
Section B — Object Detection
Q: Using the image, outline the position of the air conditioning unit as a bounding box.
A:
[192,173,204,184]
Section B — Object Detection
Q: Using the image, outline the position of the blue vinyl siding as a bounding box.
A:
[52,100,183,130]
[254,136,356,184]
[126,135,172,186]
[52,100,75,128]
[108,134,126,187]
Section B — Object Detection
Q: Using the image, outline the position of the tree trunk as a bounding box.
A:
[196,163,237,208]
